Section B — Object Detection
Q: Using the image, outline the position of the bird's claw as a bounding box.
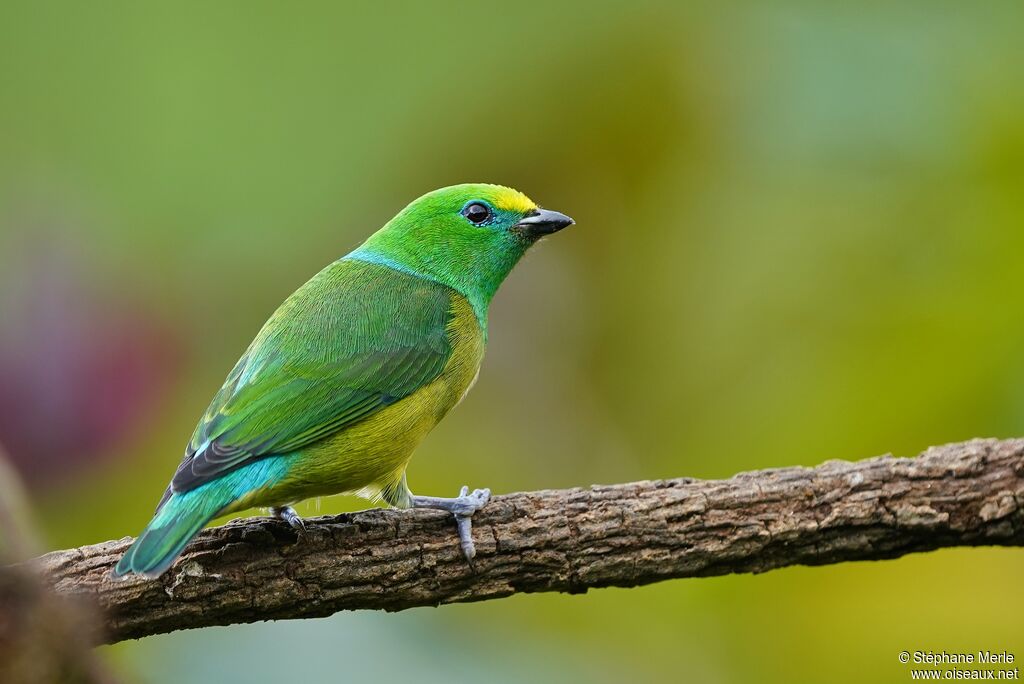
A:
[453,486,490,560]
[451,485,491,517]
[412,485,491,563]
[271,505,308,539]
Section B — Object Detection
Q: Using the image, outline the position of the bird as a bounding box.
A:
[114,183,574,578]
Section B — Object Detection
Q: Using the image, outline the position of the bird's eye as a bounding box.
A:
[462,202,492,225]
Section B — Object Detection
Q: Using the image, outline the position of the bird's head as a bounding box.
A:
[351,183,574,321]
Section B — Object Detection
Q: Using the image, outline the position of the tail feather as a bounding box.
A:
[116,455,292,578]
[114,490,232,579]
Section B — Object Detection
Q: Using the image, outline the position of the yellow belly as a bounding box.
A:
[228,292,484,511]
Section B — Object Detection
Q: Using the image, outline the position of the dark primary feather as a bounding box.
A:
[166,259,455,497]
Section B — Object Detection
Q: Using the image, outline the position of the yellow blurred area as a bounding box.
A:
[1,1,1022,682]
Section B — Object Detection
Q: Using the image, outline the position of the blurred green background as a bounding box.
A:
[2,1,1023,682]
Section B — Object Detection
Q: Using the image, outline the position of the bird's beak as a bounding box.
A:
[514,207,575,238]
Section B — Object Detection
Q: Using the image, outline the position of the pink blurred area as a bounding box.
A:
[0,221,183,488]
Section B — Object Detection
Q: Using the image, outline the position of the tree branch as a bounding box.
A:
[8,438,1024,644]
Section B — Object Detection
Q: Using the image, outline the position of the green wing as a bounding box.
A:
[168,259,454,495]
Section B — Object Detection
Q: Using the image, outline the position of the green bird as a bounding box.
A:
[115,184,574,578]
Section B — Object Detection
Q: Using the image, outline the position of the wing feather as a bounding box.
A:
[167,259,455,495]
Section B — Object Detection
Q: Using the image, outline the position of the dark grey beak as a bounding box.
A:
[514,207,575,238]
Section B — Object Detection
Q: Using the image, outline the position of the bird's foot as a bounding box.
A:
[411,486,491,563]
[270,505,307,537]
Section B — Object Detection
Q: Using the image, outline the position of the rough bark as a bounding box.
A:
[6,438,1024,645]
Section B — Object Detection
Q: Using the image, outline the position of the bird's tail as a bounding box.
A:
[114,487,234,579]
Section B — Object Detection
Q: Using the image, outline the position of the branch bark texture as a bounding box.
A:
[9,438,1024,644]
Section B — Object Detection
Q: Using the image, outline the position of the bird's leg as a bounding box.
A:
[411,485,491,562]
[270,505,307,536]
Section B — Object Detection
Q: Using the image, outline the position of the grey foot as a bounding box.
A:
[271,505,307,535]
[411,485,491,562]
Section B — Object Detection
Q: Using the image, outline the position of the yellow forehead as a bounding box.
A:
[490,186,537,214]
